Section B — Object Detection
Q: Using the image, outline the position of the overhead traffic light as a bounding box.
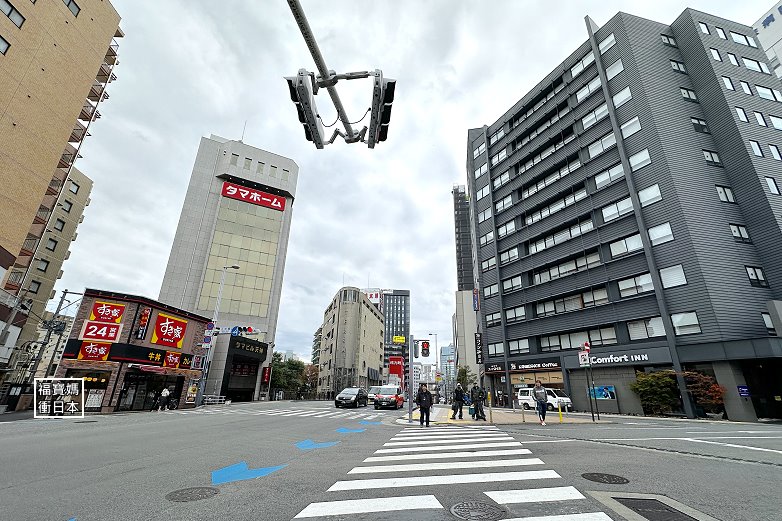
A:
[285,69,325,149]
[367,69,396,148]
[421,341,430,357]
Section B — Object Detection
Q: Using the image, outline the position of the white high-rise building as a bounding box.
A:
[753,2,782,77]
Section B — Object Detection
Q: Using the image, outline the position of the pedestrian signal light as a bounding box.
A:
[285,69,325,148]
[421,341,430,357]
[367,69,396,148]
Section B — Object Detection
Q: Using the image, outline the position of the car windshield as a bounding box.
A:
[368,387,382,394]
[341,389,359,395]
[553,390,569,398]
[378,387,397,395]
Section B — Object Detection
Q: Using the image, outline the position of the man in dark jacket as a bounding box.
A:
[470,385,487,421]
[415,383,433,427]
[451,383,465,420]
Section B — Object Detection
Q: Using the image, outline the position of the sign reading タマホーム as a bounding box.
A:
[221,181,286,211]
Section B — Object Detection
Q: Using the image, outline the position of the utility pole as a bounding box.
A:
[26,290,75,384]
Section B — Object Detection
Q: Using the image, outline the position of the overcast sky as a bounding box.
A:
[52,0,770,363]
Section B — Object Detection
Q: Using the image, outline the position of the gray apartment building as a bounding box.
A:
[159,135,297,401]
[381,289,411,371]
[452,185,475,291]
[467,9,782,421]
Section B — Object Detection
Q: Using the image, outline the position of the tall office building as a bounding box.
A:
[439,344,456,397]
[158,135,298,401]
[468,9,782,421]
[753,2,782,78]
[381,289,410,370]
[0,0,122,367]
[312,326,322,365]
[315,287,384,396]
[452,185,475,291]
[453,290,480,380]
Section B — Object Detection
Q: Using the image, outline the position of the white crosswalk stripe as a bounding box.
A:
[167,406,385,423]
[291,425,615,520]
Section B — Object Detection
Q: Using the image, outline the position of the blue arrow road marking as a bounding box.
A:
[211,462,287,485]
[336,427,366,433]
[358,420,381,425]
[296,439,340,450]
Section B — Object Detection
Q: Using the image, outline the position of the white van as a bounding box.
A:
[517,387,573,411]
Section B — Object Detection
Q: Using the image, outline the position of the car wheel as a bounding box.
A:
[522,403,530,410]
[547,403,555,411]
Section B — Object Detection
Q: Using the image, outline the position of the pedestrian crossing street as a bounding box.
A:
[166,406,384,421]
[293,425,613,520]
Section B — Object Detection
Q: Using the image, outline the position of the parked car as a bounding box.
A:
[335,387,368,408]
[374,385,404,410]
[367,386,383,402]
[517,387,573,411]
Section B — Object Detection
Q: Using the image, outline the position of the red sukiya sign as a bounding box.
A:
[221,181,286,211]
[90,301,126,323]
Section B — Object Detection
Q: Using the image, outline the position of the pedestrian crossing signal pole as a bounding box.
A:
[407,341,414,424]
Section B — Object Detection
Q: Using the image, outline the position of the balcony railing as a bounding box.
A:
[47,178,62,195]
[21,236,38,254]
[79,102,96,121]
[33,206,50,224]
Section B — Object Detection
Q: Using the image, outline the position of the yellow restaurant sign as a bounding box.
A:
[392,335,406,344]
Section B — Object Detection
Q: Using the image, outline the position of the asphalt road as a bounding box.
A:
[0,401,779,521]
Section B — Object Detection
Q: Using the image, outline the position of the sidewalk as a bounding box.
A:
[397,405,611,426]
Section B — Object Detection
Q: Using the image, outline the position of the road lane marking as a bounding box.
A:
[384,435,514,446]
[394,430,507,438]
[348,458,544,474]
[485,486,585,504]
[328,470,560,491]
[503,513,612,521]
[293,495,443,518]
[376,441,523,453]
[684,438,782,455]
[364,448,532,462]
[390,432,511,441]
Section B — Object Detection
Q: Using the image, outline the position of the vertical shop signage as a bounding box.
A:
[135,307,152,340]
[474,333,484,364]
[261,366,271,384]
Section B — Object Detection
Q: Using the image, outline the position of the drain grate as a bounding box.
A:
[165,487,219,503]
[614,498,698,521]
[450,501,506,520]
[581,472,629,484]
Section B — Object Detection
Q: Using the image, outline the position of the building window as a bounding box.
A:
[582,102,609,130]
[770,144,782,161]
[629,149,651,171]
[744,57,770,74]
[269,165,278,177]
[746,266,769,287]
[54,218,65,231]
[479,230,494,247]
[576,75,602,103]
[613,86,632,108]
[756,85,779,101]
[483,284,498,298]
[243,157,251,170]
[528,220,593,255]
[736,107,748,122]
[610,233,642,258]
[508,339,530,355]
[730,31,758,48]
[762,313,777,335]
[699,22,710,34]
[474,163,488,179]
[730,224,751,243]
[727,53,739,66]
[493,170,511,189]
[230,153,239,166]
[660,264,687,288]
[710,48,721,61]
[525,188,587,226]
[618,273,653,297]
[602,197,633,222]
[486,312,502,327]
[487,342,504,357]
[497,220,516,239]
[499,247,519,265]
[536,287,609,317]
[476,184,490,200]
[680,88,698,102]
[660,34,677,47]
[69,181,80,194]
[766,177,780,194]
[691,117,709,133]
[638,184,662,207]
[46,238,57,251]
[671,312,701,335]
[36,259,49,272]
[481,257,496,272]
[755,112,767,126]
[716,185,735,203]
[670,60,686,73]
[571,51,595,78]
[505,305,526,323]
[2,0,25,28]
[256,161,265,174]
[533,251,601,285]
[722,77,734,90]
[703,150,721,165]
[490,148,507,167]
[522,159,581,199]
[594,163,624,190]
[620,116,641,138]
[28,280,41,294]
[587,132,616,159]
[473,142,486,159]
[605,59,624,80]
[495,195,513,213]
[740,81,752,95]
[770,115,782,130]
[63,0,79,16]
[716,27,727,39]
[628,316,666,340]
[502,275,522,293]
[478,208,491,223]
[489,128,505,146]
[750,140,764,157]
[599,33,616,54]
[0,34,8,55]
[649,222,674,246]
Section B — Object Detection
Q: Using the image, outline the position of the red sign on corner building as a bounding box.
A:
[151,312,188,349]
[221,181,286,211]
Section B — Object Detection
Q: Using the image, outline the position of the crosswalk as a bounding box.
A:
[167,406,384,421]
[293,425,613,520]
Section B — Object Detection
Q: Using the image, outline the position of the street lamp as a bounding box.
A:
[197,264,240,405]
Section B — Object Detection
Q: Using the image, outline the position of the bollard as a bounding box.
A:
[558,401,563,423]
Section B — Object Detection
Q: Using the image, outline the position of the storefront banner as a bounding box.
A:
[179,354,193,370]
[229,336,268,359]
[562,346,672,369]
[261,366,271,384]
[191,355,204,370]
[474,333,484,365]
[484,361,506,373]
[508,359,561,372]
[163,351,182,368]
[135,306,152,340]
[90,301,126,323]
[221,181,286,211]
[151,312,188,349]
[77,341,111,361]
[79,320,123,343]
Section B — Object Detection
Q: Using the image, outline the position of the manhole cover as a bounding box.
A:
[165,487,219,503]
[450,501,506,520]
[581,472,629,484]
[615,498,697,521]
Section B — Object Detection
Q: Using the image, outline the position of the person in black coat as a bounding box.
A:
[415,383,433,427]
[451,383,465,420]
[470,385,487,421]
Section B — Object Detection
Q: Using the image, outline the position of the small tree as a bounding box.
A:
[457,365,478,388]
[629,370,680,414]
[684,371,726,413]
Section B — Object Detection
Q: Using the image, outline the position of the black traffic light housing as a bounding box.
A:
[421,340,430,357]
[285,69,325,148]
[367,69,396,148]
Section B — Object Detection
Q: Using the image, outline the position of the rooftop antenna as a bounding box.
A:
[240,120,247,142]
